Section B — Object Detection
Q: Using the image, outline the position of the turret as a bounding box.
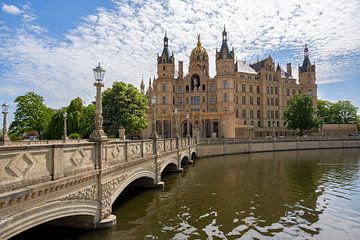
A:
[157,32,175,79]
[286,63,292,77]
[298,44,317,102]
[178,60,183,79]
[216,26,235,75]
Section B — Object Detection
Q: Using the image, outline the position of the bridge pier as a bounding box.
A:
[96,214,116,228]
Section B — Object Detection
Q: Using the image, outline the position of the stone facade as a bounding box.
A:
[143,28,317,139]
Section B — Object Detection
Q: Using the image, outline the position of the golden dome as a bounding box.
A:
[190,34,208,60]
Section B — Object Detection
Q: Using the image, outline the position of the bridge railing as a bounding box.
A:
[0,137,197,195]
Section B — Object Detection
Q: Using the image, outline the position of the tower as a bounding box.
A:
[215,26,236,138]
[157,32,175,79]
[299,44,317,103]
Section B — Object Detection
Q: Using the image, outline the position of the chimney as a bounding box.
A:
[178,60,183,79]
[287,63,292,77]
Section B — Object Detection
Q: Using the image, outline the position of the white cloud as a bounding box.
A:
[0,0,360,111]
[2,4,21,15]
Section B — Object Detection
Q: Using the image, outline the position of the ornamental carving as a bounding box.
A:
[70,148,87,166]
[62,185,97,201]
[5,152,35,178]
[100,174,127,218]
[109,145,124,161]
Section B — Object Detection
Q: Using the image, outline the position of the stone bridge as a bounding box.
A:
[0,137,197,239]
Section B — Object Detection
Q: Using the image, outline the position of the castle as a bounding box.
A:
[142,28,317,138]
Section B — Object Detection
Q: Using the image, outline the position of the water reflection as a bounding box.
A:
[14,148,360,240]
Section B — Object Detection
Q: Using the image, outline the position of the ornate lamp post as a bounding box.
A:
[2,102,10,145]
[186,113,190,137]
[62,111,69,141]
[90,63,107,141]
[151,96,158,140]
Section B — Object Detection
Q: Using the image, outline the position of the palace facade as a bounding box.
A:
[142,28,317,139]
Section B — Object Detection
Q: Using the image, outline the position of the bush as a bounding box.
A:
[9,133,21,141]
[69,133,80,139]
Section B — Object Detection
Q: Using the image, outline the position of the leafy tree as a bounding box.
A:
[317,100,332,125]
[356,116,360,132]
[80,103,96,138]
[103,82,148,136]
[329,100,358,124]
[284,94,318,135]
[9,92,53,139]
[46,108,66,139]
[67,97,84,135]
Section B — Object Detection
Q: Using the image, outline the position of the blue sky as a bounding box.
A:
[1,0,360,123]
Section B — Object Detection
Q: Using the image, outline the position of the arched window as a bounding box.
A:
[186,85,189,92]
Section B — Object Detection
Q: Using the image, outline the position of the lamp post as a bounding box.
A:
[151,96,158,140]
[62,111,69,141]
[90,63,107,141]
[186,113,190,138]
[2,102,10,145]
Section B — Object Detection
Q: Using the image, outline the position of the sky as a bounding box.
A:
[1,0,360,123]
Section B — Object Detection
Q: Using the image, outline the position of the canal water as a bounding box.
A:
[14,148,360,240]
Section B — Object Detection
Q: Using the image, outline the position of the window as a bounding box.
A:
[209,83,215,91]
[267,98,270,106]
[186,85,189,92]
[271,98,274,106]
[224,93,228,102]
[271,110,274,119]
[267,110,270,119]
[224,80,228,88]
[257,110,261,118]
[242,109,246,118]
[275,87,278,94]
[286,89,290,96]
[163,66,165,70]
[242,96,246,104]
[162,96,166,104]
[236,96,239,104]
[162,83,166,92]
[242,84,246,92]
[275,111,279,119]
[275,98,279,106]
[256,86,260,93]
[235,109,239,118]
[202,96,206,103]
[257,97,261,105]
[208,96,216,104]
[250,85,253,93]
[173,97,175,105]
[177,86,182,93]
[236,84,239,92]
[250,109,254,118]
[267,86,270,94]
[250,97,254,105]
[240,74,244,79]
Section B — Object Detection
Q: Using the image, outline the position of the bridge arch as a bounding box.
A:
[160,157,179,175]
[111,170,156,205]
[0,200,98,239]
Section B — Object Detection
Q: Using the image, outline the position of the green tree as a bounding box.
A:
[67,97,84,135]
[329,100,358,124]
[284,94,318,135]
[317,100,332,125]
[356,116,360,132]
[46,108,66,139]
[80,103,96,138]
[103,82,148,136]
[9,92,53,139]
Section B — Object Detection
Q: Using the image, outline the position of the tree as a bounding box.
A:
[329,100,358,124]
[103,82,148,136]
[80,103,96,138]
[9,92,53,139]
[356,116,360,132]
[67,97,84,135]
[317,100,332,125]
[284,94,318,135]
[46,108,67,139]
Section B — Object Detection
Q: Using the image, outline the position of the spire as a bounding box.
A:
[276,62,281,72]
[304,44,309,57]
[197,34,201,47]
[164,31,168,47]
[140,75,145,93]
[222,25,227,41]
[148,77,152,90]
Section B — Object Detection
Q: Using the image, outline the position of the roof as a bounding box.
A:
[236,61,257,74]
[158,47,172,64]
[250,55,272,71]
[299,56,315,73]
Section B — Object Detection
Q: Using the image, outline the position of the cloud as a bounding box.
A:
[2,4,21,15]
[0,0,360,112]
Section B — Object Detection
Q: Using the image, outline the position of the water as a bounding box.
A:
[14,148,360,240]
